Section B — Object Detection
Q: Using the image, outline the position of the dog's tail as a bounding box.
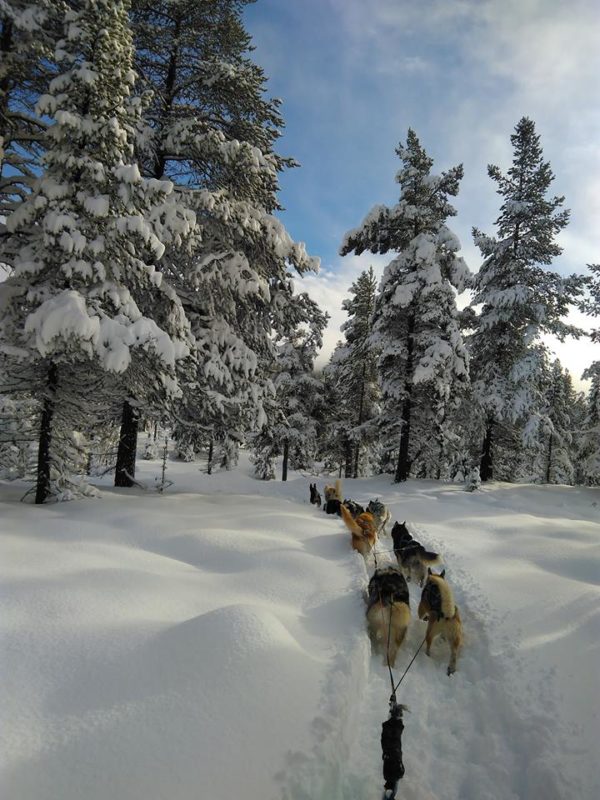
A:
[419,547,442,565]
[341,503,362,536]
[334,478,342,501]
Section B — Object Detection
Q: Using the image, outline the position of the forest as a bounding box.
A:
[1,0,599,503]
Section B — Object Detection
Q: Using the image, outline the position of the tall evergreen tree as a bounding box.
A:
[126,0,318,473]
[0,0,63,228]
[530,358,582,484]
[0,0,194,502]
[252,293,327,480]
[324,266,379,477]
[341,130,470,481]
[469,117,585,481]
[579,263,600,481]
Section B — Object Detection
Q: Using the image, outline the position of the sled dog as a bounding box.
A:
[340,503,377,557]
[366,567,411,667]
[309,482,322,508]
[343,499,365,519]
[324,479,343,515]
[418,569,463,676]
[367,498,392,536]
[391,521,441,586]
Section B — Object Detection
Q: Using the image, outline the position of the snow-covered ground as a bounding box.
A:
[1,454,599,799]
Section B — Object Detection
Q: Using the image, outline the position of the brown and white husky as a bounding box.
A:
[418,569,463,676]
[340,503,377,557]
[365,567,411,668]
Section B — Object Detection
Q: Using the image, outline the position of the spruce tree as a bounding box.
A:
[469,117,585,480]
[341,130,470,482]
[0,1,63,227]
[128,0,319,467]
[252,294,327,480]
[324,267,379,477]
[0,0,194,502]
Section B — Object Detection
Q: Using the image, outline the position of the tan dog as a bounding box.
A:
[323,478,342,502]
[418,569,463,676]
[340,504,377,557]
[366,567,411,667]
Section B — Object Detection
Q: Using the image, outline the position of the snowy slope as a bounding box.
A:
[1,455,599,800]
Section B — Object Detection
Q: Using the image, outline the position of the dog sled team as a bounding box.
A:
[309,478,463,677]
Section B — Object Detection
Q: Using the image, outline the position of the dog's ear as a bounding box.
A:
[440,569,445,579]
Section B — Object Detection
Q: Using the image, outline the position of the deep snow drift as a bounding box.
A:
[1,455,598,799]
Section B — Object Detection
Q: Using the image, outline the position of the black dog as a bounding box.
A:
[309,482,322,508]
[391,521,442,586]
[367,566,410,612]
[343,499,365,519]
[324,498,341,515]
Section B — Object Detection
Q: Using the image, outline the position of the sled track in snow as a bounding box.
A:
[278,510,578,800]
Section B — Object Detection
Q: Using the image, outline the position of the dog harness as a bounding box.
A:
[421,580,453,620]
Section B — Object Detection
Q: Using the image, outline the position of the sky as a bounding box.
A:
[243,0,600,380]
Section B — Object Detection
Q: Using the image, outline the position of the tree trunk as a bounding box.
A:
[394,395,413,482]
[207,438,214,475]
[353,363,367,479]
[115,400,139,487]
[394,315,415,483]
[546,434,553,484]
[35,362,58,504]
[480,421,494,481]
[344,437,353,479]
[281,439,289,481]
[352,443,360,480]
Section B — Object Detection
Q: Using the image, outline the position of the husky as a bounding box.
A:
[391,521,441,586]
[418,569,463,676]
[309,482,322,508]
[367,498,392,536]
[366,567,411,667]
[323,478,343,515]
[340,503,377,557]
[343,499,365,519]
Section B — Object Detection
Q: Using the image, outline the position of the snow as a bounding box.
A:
[1,454,598,799]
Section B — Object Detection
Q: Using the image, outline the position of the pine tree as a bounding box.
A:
[324,267,379,477]
[469,117,585,481]
[0,1,63,226]
[341,130,470,482]
[129,0,319,464]
[252,293,327,480]
[0,0,194,502]
[531,358,582,484]
[579,363,600,484]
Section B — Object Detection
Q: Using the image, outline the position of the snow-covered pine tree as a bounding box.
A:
[0,0,63,228]
[578,363,600,484]
[129,0,319,463]
[529,358,583,484]
[469,117,585,481]
[579,263,600,482]
[252,293,327,480]
[341,130,471,482]
[324,266,379,477]
[0,0,195,502]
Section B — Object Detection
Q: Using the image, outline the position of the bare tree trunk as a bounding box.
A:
[281,439,289,481]
[115,400,139,487]
[546,434,553,484]
[35,362,58,504]
[480,421,494,482]
[394,315,415,483]
[207,438,214,475]
[344,437,353,479]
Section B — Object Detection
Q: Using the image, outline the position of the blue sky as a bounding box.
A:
[244,0,600,379]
